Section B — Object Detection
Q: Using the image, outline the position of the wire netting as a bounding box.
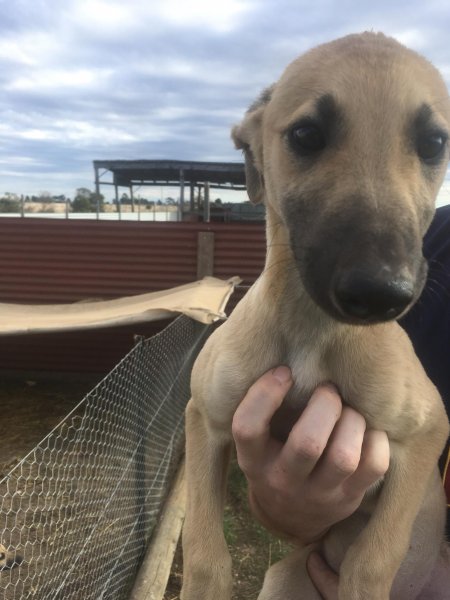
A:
[0,315,212,600]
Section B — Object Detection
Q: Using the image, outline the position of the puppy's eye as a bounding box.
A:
[0,553,5,561]
[417,132,447,162]
[289,123,326,155]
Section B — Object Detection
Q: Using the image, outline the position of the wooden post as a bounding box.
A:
[94,165,100,197]
[95,165,100,221]
[128,462,186,600]
[190,181,195,213]
[179,169,185,221]
[115,184,121,220]
[197,231,214,279]
[203,181,210,223]
[130,185,135,213]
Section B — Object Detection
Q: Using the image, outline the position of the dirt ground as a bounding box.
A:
[0,376,122,600]
[0,378,97,479]
[0,378,290,600]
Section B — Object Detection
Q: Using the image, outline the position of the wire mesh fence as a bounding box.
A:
[0,315,212,600]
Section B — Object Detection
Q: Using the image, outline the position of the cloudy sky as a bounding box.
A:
[1,0,450,204]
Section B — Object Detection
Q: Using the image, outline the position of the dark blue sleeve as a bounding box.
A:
[400,205,450,410]
[399,205,450,530]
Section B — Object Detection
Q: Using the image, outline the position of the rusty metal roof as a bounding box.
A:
[94,159,246,189]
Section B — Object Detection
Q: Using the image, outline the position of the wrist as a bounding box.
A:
[248,489,331,546]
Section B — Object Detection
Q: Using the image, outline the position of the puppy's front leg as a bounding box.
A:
[181,399,233,600]
[339,419,448,600]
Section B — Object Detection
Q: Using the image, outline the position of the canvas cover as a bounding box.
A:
[0,276,241,335]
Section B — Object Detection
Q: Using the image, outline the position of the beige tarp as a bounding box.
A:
[0,276,241,335]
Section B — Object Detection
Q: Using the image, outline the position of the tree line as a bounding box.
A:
[0,188,198,213]
[0,188,104,213]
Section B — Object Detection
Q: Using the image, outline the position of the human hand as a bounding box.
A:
[307,552,339,599]
[306,544,450,600]
[232,366,390,545]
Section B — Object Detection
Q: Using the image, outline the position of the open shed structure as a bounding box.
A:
[93,159,246,221]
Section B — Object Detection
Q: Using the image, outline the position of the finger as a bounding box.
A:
[343,429,390,498]
[232,366,293,474]
[279,385,342,480]
[312,406,366,490]
[307,551,339,600]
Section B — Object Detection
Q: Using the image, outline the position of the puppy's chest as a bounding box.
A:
[270,346,328,442]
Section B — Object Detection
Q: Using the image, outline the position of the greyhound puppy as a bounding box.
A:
[181,32,450,599]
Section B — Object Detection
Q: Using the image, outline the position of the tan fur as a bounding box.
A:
[0,543,22,571]
[181,32,450,599]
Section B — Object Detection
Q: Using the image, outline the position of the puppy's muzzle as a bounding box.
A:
[332,268,415,322]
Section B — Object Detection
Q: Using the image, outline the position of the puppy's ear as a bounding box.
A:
[232,87,273,205]
[232,122,264,204]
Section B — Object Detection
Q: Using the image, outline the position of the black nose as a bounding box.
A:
[333,272,415,322]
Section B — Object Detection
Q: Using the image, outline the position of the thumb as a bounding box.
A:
[306,552,339,600]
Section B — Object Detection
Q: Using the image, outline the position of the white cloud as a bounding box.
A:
[0,155,46,165]
[59,120,138,144]
[69,0,137,33]
[0,31,61,66]
[0,40,37,66]
[390,29,428,50]
[437,187,450,207]
[157,0,254,32]
[7,67,113,91]
[17,128,56,141]
[0,0,449,198]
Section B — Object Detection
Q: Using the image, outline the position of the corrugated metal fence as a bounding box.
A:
[0,219,265,374]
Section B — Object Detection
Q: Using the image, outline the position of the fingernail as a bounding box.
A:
[317,382,339,395]
[272,366,292,384]
[319,381,339,394]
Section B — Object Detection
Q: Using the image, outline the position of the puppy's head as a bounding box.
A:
[0,543,22,571]
[233,33,450,324]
